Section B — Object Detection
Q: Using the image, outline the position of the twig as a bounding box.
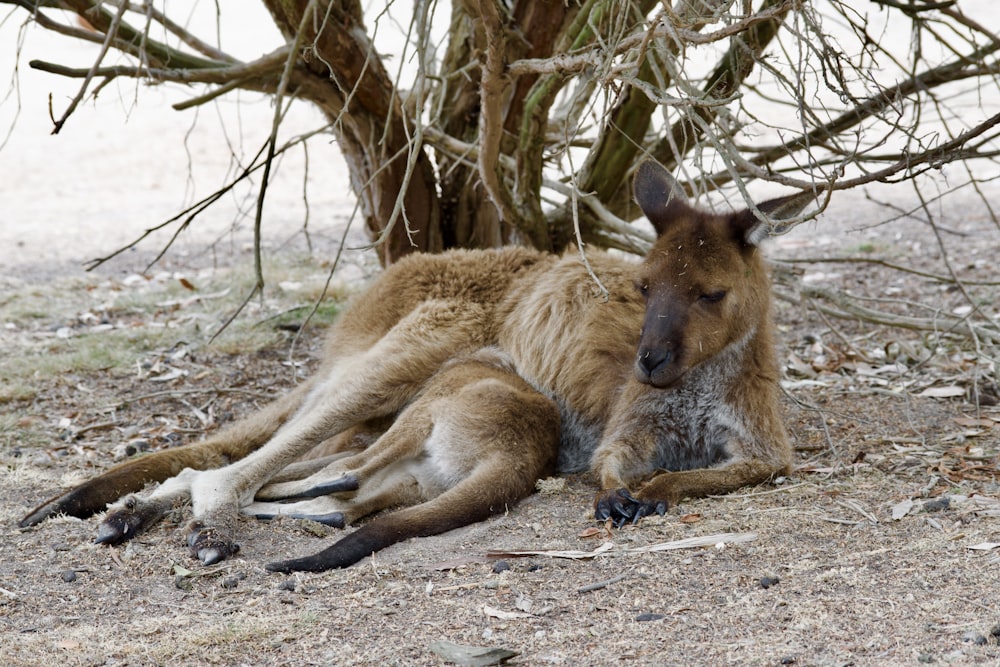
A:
[776,283,1000,346]
[476,0,518,227]
[30,48,288,87]
[49,0,128,134]
[775,256,1000,286]
[99,387,277,411]
[577,574,626,594]
[506,1,796,77]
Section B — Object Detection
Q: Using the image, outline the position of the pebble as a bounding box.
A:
[635,613,665,622]
[962,631,986,646]
[60,570,77,583]
[760,576,780,589]
[491,560,511,574]
[922,497,950,513]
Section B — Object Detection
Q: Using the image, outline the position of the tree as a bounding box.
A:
[3,0,999,347]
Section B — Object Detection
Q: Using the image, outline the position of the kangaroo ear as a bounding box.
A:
[731,190,817,246]
[633,160,689,235]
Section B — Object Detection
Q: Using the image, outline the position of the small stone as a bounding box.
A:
[491,560,511,574]
[277,579,296,592]
[780,657,797,665]
[961,631,987,646]
[635,612,665,622]
[221,576,240,589]
[922,497,950,513]
[760,576,780,589]
[917,653,935,663]
[61,570,77,583]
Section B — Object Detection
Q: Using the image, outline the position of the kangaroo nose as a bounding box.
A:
[636,348,671,377]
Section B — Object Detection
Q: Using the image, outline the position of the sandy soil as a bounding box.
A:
[2,193,999,666]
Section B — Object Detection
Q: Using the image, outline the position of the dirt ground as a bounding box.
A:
[1,187,999,667]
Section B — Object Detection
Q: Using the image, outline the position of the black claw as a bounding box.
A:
[593,487,668,527]
[95,513,137,545]
[95,500,153,545]
[187,522,239,565]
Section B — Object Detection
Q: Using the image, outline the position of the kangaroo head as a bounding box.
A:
[631,161,809,388]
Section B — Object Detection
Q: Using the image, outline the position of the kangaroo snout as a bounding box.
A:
[634,345,680,387]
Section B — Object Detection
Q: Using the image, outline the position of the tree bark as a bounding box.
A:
[262,0,443,265]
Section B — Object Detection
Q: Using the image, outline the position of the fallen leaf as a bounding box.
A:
[483,605,532,620]
[786,353,816,378]
[679,513,703,524]
[577,526,603,539]
[953,417,994,428]
[149,368,188,383]
[487,541,616,560]
[486,533,756,560]
[429,640,519,666]
[632,533,757,553]
[891,499,915,521]
[967,542,1000,551]
[173,564,194,578]
[918,386,965,398]
[178,277,196,291]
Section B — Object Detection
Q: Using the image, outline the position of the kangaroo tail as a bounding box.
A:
[19,380,314,527]
[266,457,539,573]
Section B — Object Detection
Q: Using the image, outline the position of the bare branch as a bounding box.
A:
[475,0,519,232]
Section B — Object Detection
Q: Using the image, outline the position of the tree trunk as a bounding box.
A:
[262,0,443,265]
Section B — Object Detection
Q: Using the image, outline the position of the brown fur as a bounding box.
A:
[20,161,806,569]
[257,347,559,572]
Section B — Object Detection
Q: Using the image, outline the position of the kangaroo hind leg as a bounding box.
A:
[175,299,491,564]
[19,379,314,529]
[247,413,435,525]
[267,352,561,572]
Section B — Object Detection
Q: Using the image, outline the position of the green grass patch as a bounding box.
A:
[0,255,355,400]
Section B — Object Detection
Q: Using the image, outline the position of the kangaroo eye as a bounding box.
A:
[699,290,726,303]
[634,280,649,297]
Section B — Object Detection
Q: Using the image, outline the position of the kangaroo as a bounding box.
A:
[19,161,807,570]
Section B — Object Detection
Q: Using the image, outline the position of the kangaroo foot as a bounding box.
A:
[593,488,667,528]
[256,473,361,501]
[95,495,167,545]
[252,509,346,529]
[186,521,240,565]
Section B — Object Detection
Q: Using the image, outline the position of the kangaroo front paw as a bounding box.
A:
[593,488,667,527]
[95,496,165,545]
[186,521,240,565]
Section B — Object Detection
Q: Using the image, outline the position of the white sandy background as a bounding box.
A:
[0,3,362,280]
[1,2,997,282]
